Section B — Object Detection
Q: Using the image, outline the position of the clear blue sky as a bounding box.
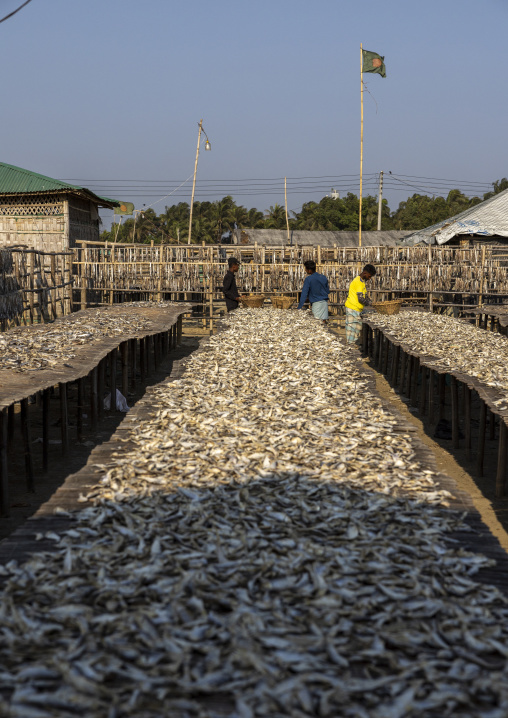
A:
[1,0,506,227]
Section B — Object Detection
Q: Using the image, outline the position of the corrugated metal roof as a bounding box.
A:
[403,188,508,246]
[0,162,119,207]
[240,229,410,247]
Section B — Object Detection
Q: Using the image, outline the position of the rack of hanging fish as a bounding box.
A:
[74,240,508,314]
[0,247,74,329]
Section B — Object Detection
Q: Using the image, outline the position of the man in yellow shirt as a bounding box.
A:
[345,264,376,344]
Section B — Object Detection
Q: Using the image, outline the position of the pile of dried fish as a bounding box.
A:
[367,311,508,410]
[1,309,508,717]
[0,302,178,372]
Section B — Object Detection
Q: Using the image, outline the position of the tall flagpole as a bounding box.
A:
[284,176,290,244]
[359,43,363,248]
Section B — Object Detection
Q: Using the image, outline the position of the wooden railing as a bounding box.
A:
[0,247,74,328]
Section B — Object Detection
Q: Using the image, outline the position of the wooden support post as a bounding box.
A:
[98,360,105,420]
[476,402,487,477]
[90,367,98,432]
[177,314,182,344]
[464,385,471,461]
[420,365,427,415]
[427,369,434,422]
[140,338,146,380]
[59,383,69,455]
[382,335,389,375]
[390,343,399,386]
[146,336,152,374]
[109,349,118,410]
[406,354,413,398]
[438,374,446,421]
[374,330,381,368]
[410,357,419,406]
[42,389,50,472]
[121,341,129,398]
[398,351,406,394]
[362,324,368,354]
[153,334,159,371]
[80,276,87,311]
[77,378,84,443]
[489,409,496,441]
[20,398,34,492]
[496,420,508,498]
[7,403,14,443]
[451,376,459,449]
[130,338,137,392]
[0,408,9,517]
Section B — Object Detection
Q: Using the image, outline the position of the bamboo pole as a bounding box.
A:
[284,176,290,244]
[188,119,203,244]
[359,43,364,248]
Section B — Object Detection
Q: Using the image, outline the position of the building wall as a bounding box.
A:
[0,194,66,252]
[68,195,101,247]
[0,193,102,252]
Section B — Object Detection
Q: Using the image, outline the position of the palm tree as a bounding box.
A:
[246,207,265,228]
[210,196,236,242]
[264,203,287,229]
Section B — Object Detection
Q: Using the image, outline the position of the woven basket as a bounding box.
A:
[371,299,403,316]
[239,293,266,308]
[271,295,295,310]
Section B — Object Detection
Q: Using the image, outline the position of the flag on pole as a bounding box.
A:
[114,202,135,215]
[362,49,386,77]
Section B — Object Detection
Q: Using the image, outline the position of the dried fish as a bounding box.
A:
[0,301,185,373]
[367,310,508,409]
[0,309,507,717]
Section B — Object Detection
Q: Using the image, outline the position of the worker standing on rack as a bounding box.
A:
[345,264,376,344]
[222,257,242,312]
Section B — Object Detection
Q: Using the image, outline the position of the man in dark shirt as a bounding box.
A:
[222,257,242,312]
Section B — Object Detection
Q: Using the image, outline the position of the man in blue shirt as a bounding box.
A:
[297,260,330,323]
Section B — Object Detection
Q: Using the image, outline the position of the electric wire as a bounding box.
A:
[0,0,33,24]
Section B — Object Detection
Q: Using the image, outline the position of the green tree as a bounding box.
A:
[265,203,287,229]
[246,207,265,228]
[483,178,508,200]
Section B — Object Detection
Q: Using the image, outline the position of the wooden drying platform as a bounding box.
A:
[0,303,193,518]
[466,305,508,333]
[2,326,508,602]
[362,317,508,499]
[0,336,196,572]
[344,334,508,596]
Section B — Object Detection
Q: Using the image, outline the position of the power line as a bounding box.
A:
[0,0,33,24]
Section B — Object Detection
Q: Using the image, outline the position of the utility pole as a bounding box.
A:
[377,170,384,231]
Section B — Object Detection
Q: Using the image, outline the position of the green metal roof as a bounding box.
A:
[0,162,120,207]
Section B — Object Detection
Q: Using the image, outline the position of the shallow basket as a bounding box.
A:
[271,295,295,310]
[371,299,403,316]
[239,293,266,308]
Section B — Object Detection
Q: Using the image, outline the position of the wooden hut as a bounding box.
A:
[0,162,119,252]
